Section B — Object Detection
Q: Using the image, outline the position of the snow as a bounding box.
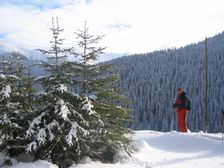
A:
[71,131,224,168]
[8,75,20,80]
[81,96,96,115]
[26,112,48,152]
[26,141,37,152]
[66,122,78,146]
[47,120,59,141]
[56,99,71,120]
[0,113,21,129]
[34,75,49,82]
[56,84,67,92]
[26,112,47,137]
[66,120,89,145]
[3,160,58,168]
[36,128,47,145]
[0,73,5,79]
[3,130,224,168]
[1,85,11,98]
[35,91,47,96]
[2,113,11,124]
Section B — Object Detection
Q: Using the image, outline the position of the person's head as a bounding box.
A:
[177,88,184,95]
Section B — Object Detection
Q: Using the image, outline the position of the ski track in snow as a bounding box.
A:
[2,131,224,168]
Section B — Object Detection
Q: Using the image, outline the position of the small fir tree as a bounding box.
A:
[26,18,102,168]
[70,22,136,161]
[0,53,32,165]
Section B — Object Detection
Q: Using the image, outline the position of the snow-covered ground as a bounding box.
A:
[4,131,224,168]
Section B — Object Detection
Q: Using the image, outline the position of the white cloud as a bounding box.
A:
[0,0,224,54]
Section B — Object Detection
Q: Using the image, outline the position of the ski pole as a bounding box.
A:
[170,110,174,131]
[221,110,224,144]
[171,108,176,131]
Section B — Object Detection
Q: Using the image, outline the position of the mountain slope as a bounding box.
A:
[1,32,224,132]
[110,32,224,132]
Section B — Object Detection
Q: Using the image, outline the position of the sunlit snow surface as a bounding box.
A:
[3,131,224,168]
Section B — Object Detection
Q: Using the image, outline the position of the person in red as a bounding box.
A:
[173,88,190,132]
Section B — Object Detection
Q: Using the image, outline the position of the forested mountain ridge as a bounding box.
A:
[1,32,224,133]
[110,32,224,132]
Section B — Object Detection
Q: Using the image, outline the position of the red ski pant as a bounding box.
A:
[177,109,188,132]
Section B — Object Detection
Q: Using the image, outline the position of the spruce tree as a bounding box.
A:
[70,22,136,161]
[26,18,101,168]
[0,53,32,165]
[11,52,35,114]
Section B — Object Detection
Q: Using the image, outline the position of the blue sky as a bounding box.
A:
[0,0,224,54]
[0,0,58,8]
[0,0,83,10]
[0,33,7,39]
[0,0,93,11]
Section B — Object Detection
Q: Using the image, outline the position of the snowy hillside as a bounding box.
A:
[111,32,224,132]
[4,131,224,168]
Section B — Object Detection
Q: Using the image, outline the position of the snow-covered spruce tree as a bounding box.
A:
[0,53,32,165]
[10,52,36,114]
[70,22,136,162]
[26,18,100,168]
